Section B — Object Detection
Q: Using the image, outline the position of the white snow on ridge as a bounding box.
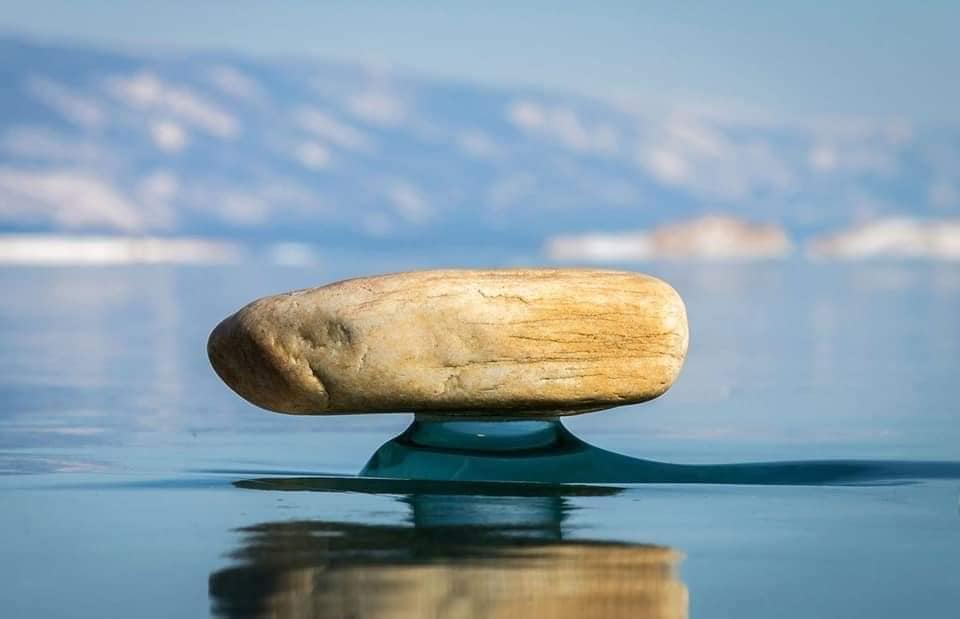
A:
[27,77,105,129]
[636,116,795,201]
[295,106,374,152]
[805,118,909,175]
[808,218,960,260]
[105,72,239,138]
[346,89,408,126]
[206,65,263,101]
[149,119,189,152]
[384,181,431,223]
[507,100,802,203]
[295,141,332,170]
[0,168,142,231]
[1,126,107,164]
[507,100,619,155]
[547,216,792,261]
[457,130,501,159]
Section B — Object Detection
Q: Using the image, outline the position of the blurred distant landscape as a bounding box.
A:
[1,35,959,264]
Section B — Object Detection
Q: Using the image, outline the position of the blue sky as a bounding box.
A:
[1,1,958,123]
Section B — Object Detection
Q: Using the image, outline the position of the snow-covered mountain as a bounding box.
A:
[1,36,958,251]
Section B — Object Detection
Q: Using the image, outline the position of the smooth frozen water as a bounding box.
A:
[1,257,959,617]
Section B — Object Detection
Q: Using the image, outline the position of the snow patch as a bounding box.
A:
[0,167,141,231]
[385,181,431,223]
[808,145,838,172]
[507,100,618,155]
[105,72,239,138]
[1,126,106,163]
[27,77,104,129]
[346,90,407,126]
[805,118,908,175]
[637,116,794,201]
[457,130,501,159]
[206,65,262,101]
[149,120,189,153]
[295,141,332,170]
[295,107,373,152]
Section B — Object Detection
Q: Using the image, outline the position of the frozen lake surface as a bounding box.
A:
[2,258,959,617]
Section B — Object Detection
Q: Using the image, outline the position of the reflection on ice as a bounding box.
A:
[210,492,686,619]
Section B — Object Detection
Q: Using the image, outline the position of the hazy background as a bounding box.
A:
[0,1,958,260]
[0,2,958,456]
[4,1,959,120]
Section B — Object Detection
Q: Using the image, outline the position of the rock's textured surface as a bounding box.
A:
[208,269,688,416]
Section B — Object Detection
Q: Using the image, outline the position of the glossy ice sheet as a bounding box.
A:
[3,462,958,618]
[2,260,959,617]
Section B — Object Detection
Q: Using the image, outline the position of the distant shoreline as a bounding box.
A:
[4,220,960,267]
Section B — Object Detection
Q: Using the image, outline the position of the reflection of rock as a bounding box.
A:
[546,215,792,261]
[807,218,960,260]
[209,517,686,619]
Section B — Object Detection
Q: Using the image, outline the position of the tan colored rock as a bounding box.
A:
[207,269,688,416]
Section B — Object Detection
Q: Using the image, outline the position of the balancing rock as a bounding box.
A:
[208,269,688,417]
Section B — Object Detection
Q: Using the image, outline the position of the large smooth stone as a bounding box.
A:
[207,269,688,416]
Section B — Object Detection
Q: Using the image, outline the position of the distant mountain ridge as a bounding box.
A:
[0,35,958,250]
